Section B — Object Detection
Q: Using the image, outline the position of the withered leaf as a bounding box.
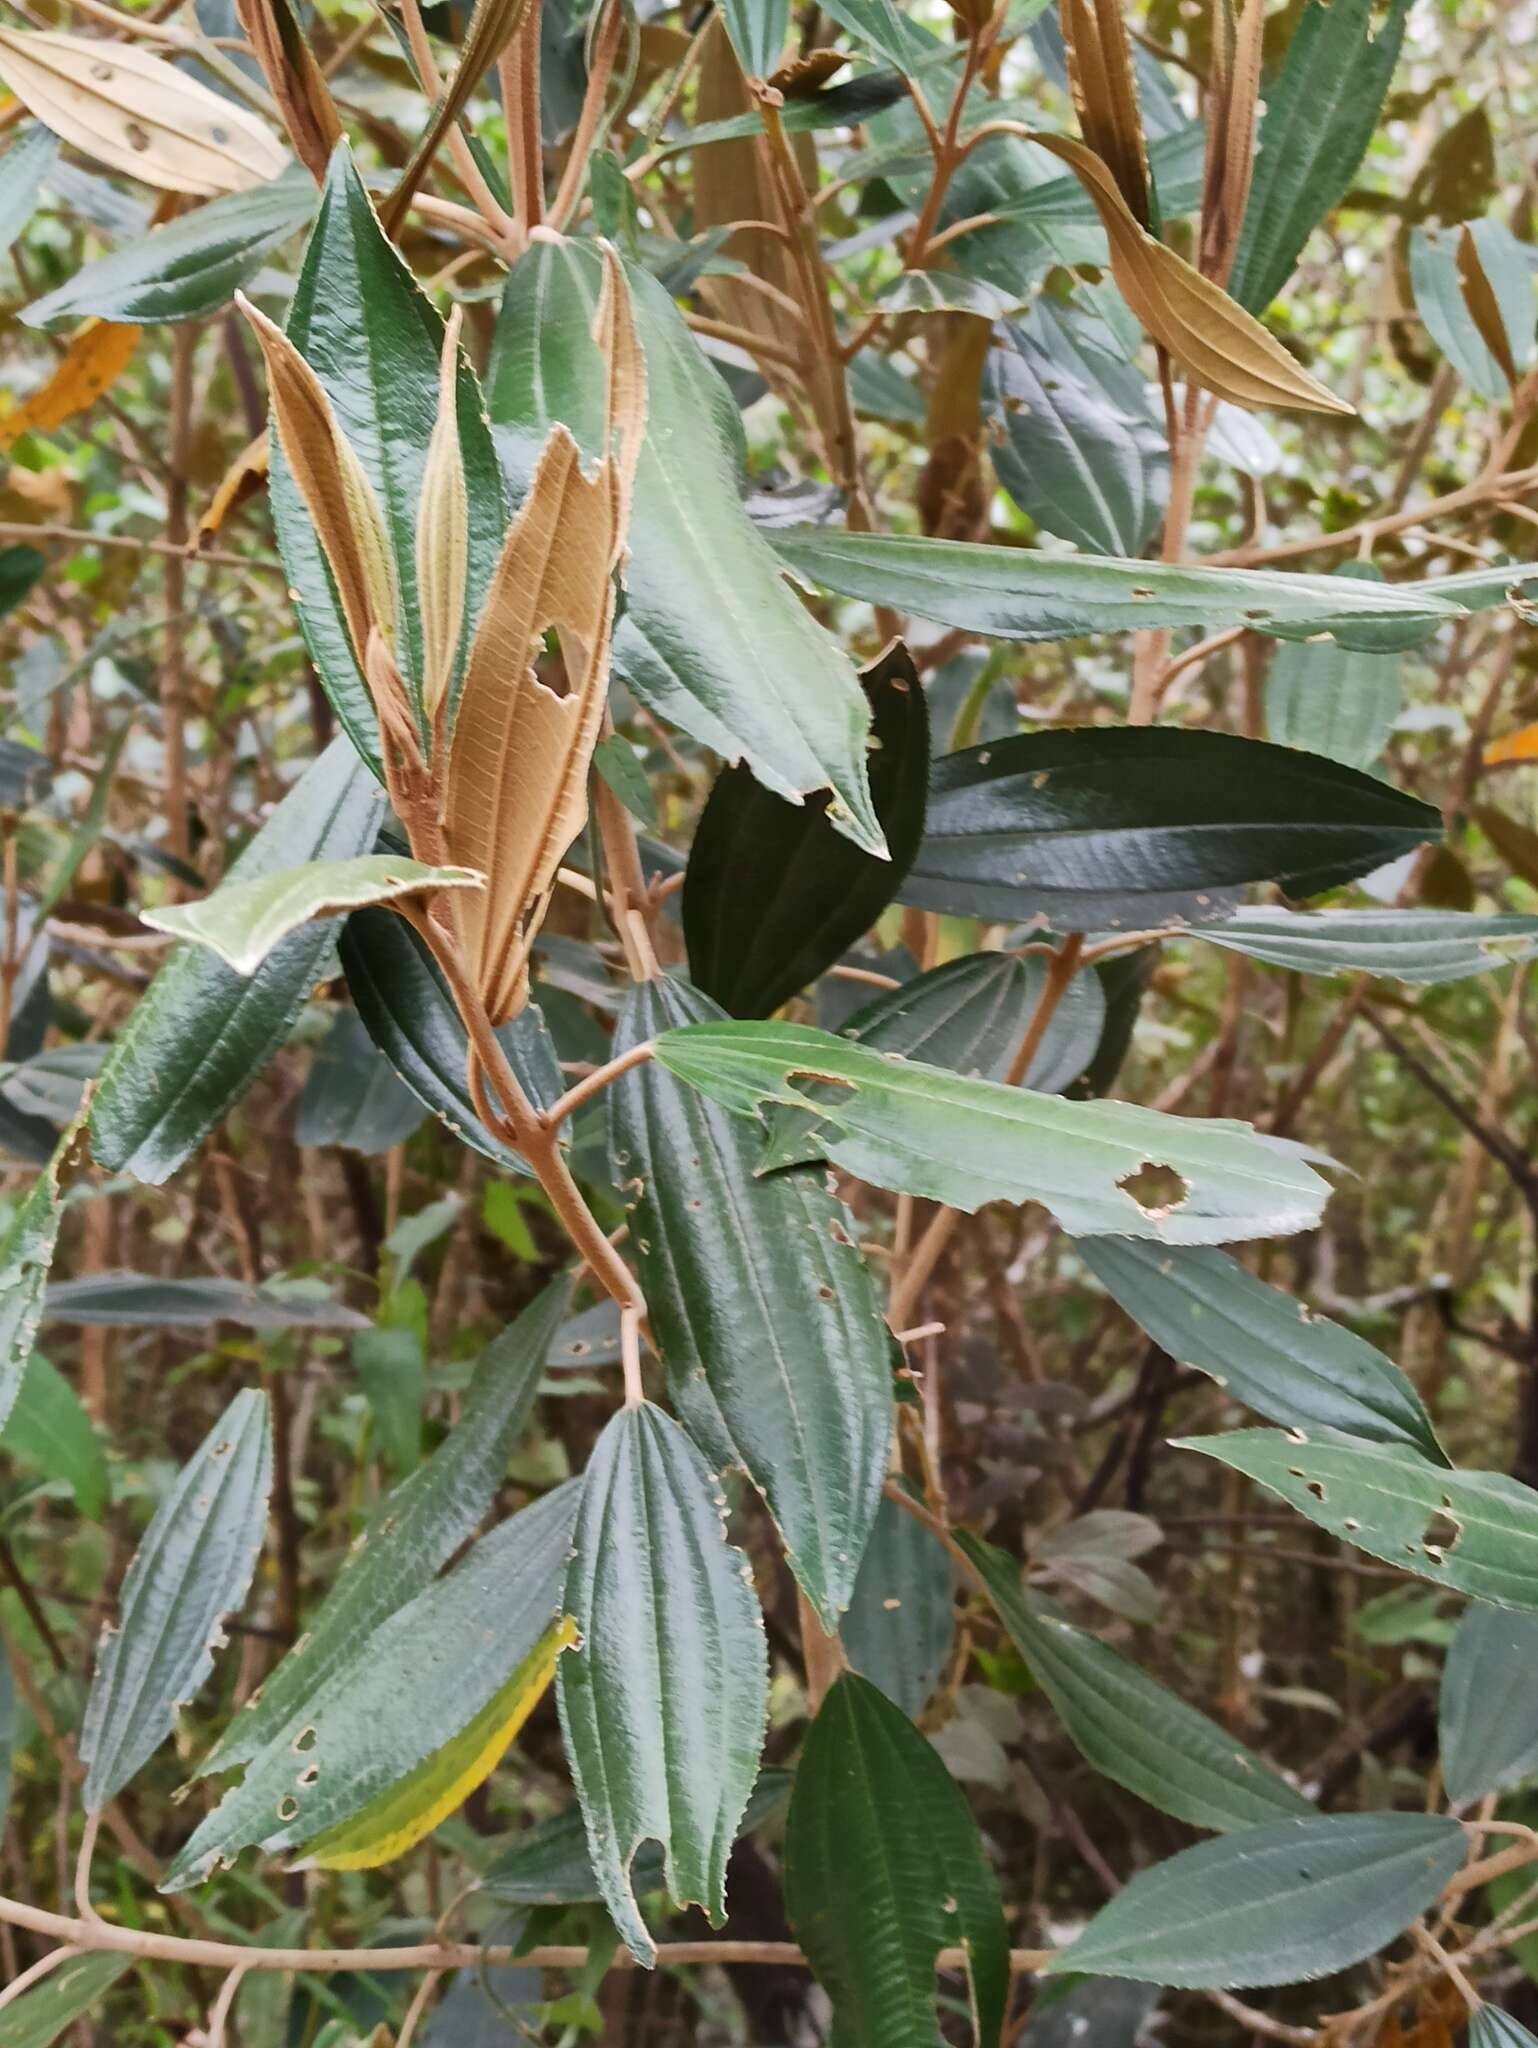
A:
[1457,224,1520,388]
[0,319,142,449]
[442,250,646,1022]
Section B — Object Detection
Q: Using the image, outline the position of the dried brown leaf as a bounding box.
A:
[196,428,270,548]
[442,250,645,1022]
[0,29,289,196]
[0,319,142,449]
[1032,133,1355,416]
[1457,224,1519,388]
[1060,0,1150,229]
[232,0,340,184]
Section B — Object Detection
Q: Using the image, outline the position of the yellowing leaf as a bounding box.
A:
[443,249,646,1022]
[197,428,270,547]
[1485,724,1538,768]
[1032,132,1355,416]
[298,1617,575,1870]
[0,29,289,197]
[0,319,142,449]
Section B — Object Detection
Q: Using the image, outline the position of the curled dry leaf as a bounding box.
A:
[1060,0,1151,229]
[1457,224,1520,388]
[196,429,270,549]
[1032,133,1355,416]
[231,0,340,184]
[442,249,646,1022]
[0,29,289,197]
[0,319,142,450]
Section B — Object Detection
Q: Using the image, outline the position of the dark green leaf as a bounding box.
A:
[1044,1813,1466,1988]
[958,1529,1314,1831]
[201,1276,570,1775]
[22,168,315,326]
[784,1670,1009,2048]
[294,1007,426,1153]
[1191,908,1538,984]
[610,978,892,1625]
[0,544,45,619]
[44,1274,366,1330]
[652,1018,1333,1242]
[556,1401,769,1963]
[337,903,561,1172]
[1227,0,1410,314]
[483,1769,792,1906]
[983,304,1168,556]
[165,1481,577,1886]
[683,644,928,1018]
[1,1351,107,1519]
[485,236,883,851]
[1177,1430,1538,1611]
[352,1326,424,1477]
[842,1492,953,1718]
[0,1953,132,2048]
[1078,1239,1446,1462]
[1439,1605,1538,1806]
[771,527,1462,649]
[90,737,384,1184]
[902,728,1440,930]
[80,1389,271,1808]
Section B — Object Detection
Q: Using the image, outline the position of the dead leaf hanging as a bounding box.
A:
[0,319,142,449]
[0,29,289,196]
[441,249,646,1023]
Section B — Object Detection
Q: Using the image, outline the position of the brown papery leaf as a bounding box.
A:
[232,0,341,184]
[442,250,645,1023]
[0,29,289,196]
[1457,225,1519,388]
[1060,0,1151,229]
[1197,0,1265,287]
[0,319,142,450]
[1032,134,1355,416]
[237,293,398,667]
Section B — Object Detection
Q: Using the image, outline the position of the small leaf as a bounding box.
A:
[300,1618,576,1869]
[0,319,141,449]
[902,728,1441,930]
[842,1493,954,1718]
[556,1401,769,1964]
[2,1352,108,1519]
[957,1529,1313,1831]
[165,1481,578,1886]
[683,644,928,1018]
[1177,1430,1538,1612]
[89,737,385,1184]
[1471,2012,1538,2048]
[1411,221,1533,403]
[1439,1605,1538,1807]
[142,855,482,976]
[784,1670,1009,2047]
[0,1106,86,1433]
[0,123,61,250]
[0,1953,132,2048]
[0,29,289,196]
[44,1274,365,1330]
[652,1018,1334,1242]
[1190,908,1538,985]
[1078,1239,1446,1462]
[1044,1813,1467,1987]
[80,1388,271,1809]
[717,0,787,79]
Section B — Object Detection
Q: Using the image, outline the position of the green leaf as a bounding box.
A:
[200,1276,570,1776]
[484,236,883,853]
[902,729,1441,930]
[22,168,316,326]
[717,0,786,79]
[80,1388,271,1809]
[1077,1239,1446,1462]
[352,1326,425,1477]
[556,1401,769,1964]
[0,123,59,250]
[43,1274,366,1330]
[0,545,45,621]
[143,855,481,976]
[1439,1605,1538,1806]
[1411,221,1534,404]
[165,1481,578,1887]
[1227,0,1410,314]
[1471,2012,1538,2048]
[771,527,1463,649]
[1044,1812,1466,1988]
[0,1953,132,2048]
[1189,908,1538,984]
[1177,1430,1538,1611]
[652,1019,1333,1242]
[784,1670,1009,2048]
[880,268,1024,318]
[90,736,384,1184]
[483,1769,792,1906]
[293,1007,426,1153]
[842,1492,954,1718]
[337,903,561,1173]
[683,644,928,1018]
[983,304,1168,556]
[0,1108,84,1433]
[275,148,507,755]
[817,0,941,73]
[957,1529,1314,1832]
[1266,568,1403,769]
[610,978,892,1625]
[1,1351,107,1519]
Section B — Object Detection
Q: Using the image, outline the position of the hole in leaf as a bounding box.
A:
[1117,1161,1189,1217]
[1421,1507,1462,1556]
[1305,1480,1326,1503]
[292,1725,318,1753]
[277,1796,299,1821]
